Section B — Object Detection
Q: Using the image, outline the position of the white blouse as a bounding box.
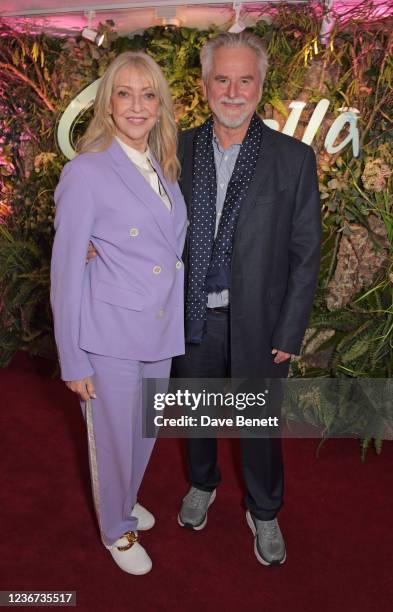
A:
[115,137,172,211]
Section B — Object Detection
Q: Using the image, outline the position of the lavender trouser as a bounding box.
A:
[80,353,171,546]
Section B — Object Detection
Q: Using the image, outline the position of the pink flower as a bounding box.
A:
[0,202,13,222]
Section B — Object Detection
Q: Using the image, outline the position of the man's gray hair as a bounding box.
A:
[200,31,269,84]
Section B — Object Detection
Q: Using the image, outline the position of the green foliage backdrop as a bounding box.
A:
[0,4,392,387]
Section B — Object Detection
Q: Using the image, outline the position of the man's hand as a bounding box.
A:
[271,348,291,364]
[86,241,98,262]
[66,377,96,401]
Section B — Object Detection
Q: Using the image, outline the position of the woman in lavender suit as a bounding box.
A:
[50,52,187,575]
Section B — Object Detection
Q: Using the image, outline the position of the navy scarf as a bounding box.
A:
[185,113,263,343]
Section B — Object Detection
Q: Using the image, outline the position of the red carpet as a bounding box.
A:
[1,352,392,612]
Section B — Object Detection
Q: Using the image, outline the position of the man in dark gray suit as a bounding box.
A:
[174,31,321,566]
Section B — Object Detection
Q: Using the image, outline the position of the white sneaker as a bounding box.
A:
[108,532,152,575]
[131,503,155,531]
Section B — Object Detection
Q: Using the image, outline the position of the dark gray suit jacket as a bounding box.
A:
[178,118,321,378]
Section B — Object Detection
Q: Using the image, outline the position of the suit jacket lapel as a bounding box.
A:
[179,120,280,222]
[236,122,279,233]
[178,134,194,214]
[148,154,176,210]
[149,153,185,260]
[106,139,179,255]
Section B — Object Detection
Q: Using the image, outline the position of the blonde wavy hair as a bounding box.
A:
[77,51,180,182]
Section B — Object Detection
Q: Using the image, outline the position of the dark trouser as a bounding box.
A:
[173,308,284,521]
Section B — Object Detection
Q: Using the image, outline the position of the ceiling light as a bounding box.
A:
[81,10,105,46]
[82,27,105,45]
[228,1,246,33]
[164,18,181,27]
[156,6,181,28]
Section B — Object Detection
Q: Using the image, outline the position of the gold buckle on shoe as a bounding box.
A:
[117,531,139,551]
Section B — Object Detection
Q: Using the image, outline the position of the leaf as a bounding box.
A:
[341,338,370,364]
[360,438,370,461]
[374,438,383,455]
[269,94,288,117]
[32,41,39,62]
[185,96,201,112]
[90,47,101,60]
[12,49,20,66]
[327,179,340,190]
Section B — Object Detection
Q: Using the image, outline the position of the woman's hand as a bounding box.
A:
[86,241,98,262]
[65,377,96,401]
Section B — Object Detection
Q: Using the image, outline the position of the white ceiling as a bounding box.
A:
[0,1,391,36]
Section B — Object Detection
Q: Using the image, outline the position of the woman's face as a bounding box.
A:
[109,65,160,153]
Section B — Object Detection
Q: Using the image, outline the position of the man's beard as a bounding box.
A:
[213,97,251,129]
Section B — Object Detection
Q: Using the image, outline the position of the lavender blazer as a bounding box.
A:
[50,139,187,381]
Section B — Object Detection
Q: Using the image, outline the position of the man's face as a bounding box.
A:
[203,46,262,130]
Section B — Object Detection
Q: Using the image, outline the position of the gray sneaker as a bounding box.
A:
[246,510,286,566]
[178,487,216,530]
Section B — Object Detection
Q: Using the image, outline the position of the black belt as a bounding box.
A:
[207,305,230,314]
